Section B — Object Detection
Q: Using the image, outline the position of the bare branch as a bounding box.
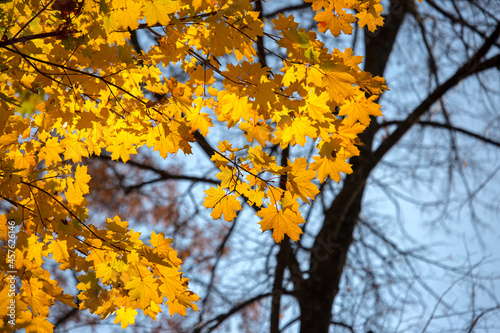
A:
[371,23,500,172]
[381,120,500,148]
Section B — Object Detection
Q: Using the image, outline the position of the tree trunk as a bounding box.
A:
[297,1,410,331]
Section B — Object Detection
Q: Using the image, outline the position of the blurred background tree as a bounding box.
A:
[53,0,500,332]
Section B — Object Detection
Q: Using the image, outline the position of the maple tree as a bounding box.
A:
[0,0,391,331]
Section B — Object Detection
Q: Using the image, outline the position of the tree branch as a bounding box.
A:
[195,221,238,327]
[270,146,290,333]
[254,0,268,67]
[202,293,273,332]
[467,305,500,333]
[193,131,217,159]
[93,155,220,190]
[0,31,65,48]
[263,2,311,19]
[381,120,500,148]
[371,23,500,173]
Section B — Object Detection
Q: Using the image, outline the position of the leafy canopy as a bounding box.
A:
[0,0,386,330]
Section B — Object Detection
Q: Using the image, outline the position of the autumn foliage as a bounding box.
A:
[0,0,386,331]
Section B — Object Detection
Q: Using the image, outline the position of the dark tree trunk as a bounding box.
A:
[296,1,410,331]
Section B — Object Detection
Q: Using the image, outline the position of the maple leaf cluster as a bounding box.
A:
[0,0,386,331]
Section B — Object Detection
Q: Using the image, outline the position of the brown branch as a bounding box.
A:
[193,131,217,159]
[263,2,311,19]
[254,0,268,67]
[467,305,500,333]
[381,120,500,148]
[0,31,65,48]
[201,293,273,332]
[53,304,80,328]
[2,45,149,109]
[93,155,220,191]
[19,179,127,252]
[12,0,54,39]
[270,146,289,333]
[425,0,491,41]
[371,23,500,171]
[195,221,238,329]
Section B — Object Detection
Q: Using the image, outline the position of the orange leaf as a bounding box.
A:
[314,10,356,37]
[62,134,89,163]
[113,307,138,329]
[125,274,161,309]
[48,240,71,270]
[338,93,383,126]
[216,166,237,189]
[113,1,142,30]
[311,155,352,183]
[22,278,52,317]
[144,0,179,26]
[279,116,317,148]
[257,206,305,242]
[66,165,91,205]
[39,137,63,166]
[287,157,319,204]
[203,186,242,222]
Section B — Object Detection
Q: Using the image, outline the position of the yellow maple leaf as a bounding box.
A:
[257,206,305,242]
[17,311,54,333]
[54,293,77,312]
[165,287,199,316]
[314,10,356,37]
[355,0,384,32]
[125,274,161,309]
[0,132,18,147]
[166,297,187,316]
[282,64,307,86]
[157,266,184,300]
[319,63,356,103]
[241,186,266,207]
[336,121,366,140]
[287,157,319,204]
[218,93,253,127]
[305,0,332,11]
[278,116,318,148]
[66,165,91,205]
[248,145,277,173]
[106,215,129,233]
[311,155,353,183]
[11,149,37,177]
[22,278,52,317]
[203,186,242,222]
[48,240,71,270]
[113,307,138,329]
[108,130,138,162]
[280,191,300,212]
[144,0,179,26]
[25,234,44,266]
[303,90,331,122]
[0,214,8,241]
[150,231,173,255]
[186,98,213,136]
[143,300,162,320]
[95,260,118,283]
[338,93,383,126]
[113,1,142,30]
[150,231,183,266]
[216,166,237,189]
[38,137,63,166]
[74,164,91,194]
[239,121,272,146]
[61,134,89,164]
